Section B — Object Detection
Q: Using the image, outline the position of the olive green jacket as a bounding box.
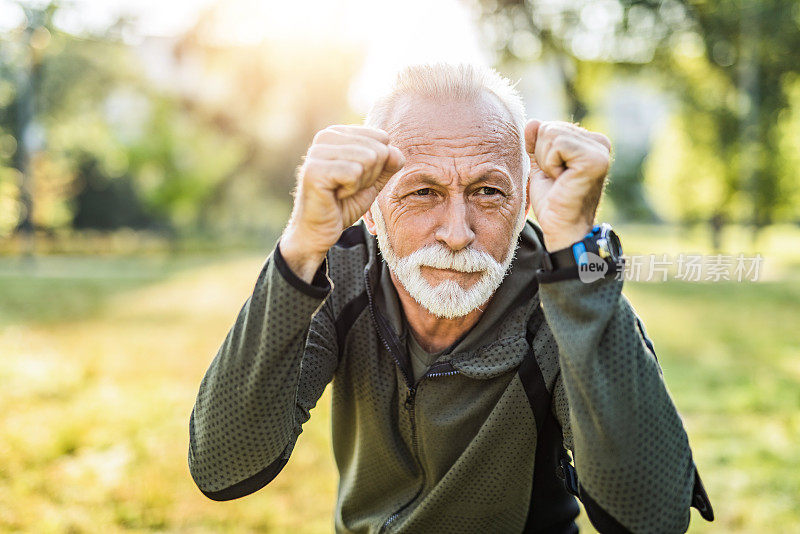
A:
[188,220,713,533]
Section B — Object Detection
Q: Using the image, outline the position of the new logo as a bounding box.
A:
[577,251,609,283]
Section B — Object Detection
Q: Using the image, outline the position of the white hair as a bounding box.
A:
[365,62,528,166]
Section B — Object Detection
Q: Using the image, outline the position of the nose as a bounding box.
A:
[434,198,475,252]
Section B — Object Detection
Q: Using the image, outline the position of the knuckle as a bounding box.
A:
[551,135,568,151]
[307,144,324,157]
[361,147,378,166]
[313,128,334,145]
[371,128,389,142]
[348,160,364,176]
[301,159,321,181]
[374,143,389,162]
[538,122,551,138]
[591,153,610,173]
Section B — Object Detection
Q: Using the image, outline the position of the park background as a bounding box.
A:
[1,0,799,532]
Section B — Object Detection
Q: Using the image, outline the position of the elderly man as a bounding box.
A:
[188,63,713,533]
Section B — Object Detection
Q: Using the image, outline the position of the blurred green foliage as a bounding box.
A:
[1,1,799,249]
[0,1,361,242]
[477,0,800,239]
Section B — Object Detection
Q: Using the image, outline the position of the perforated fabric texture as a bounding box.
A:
[188,247,332,492]
[189,221,700,533]
[540,277,695,533]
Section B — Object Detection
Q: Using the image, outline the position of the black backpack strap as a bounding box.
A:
[519,308,580,533]
[521,308,714,532]
[521,325,631,533]
[334,290,368,359]
[690,460,714,521]
[521,305,633,533]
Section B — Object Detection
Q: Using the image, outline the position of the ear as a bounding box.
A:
[363,204,378,235]
[523,152,532,211]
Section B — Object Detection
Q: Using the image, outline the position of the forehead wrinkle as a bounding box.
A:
[383,95,524,198]
[395,158,513,193]
[386,95,519,154]
[391,125,516,157]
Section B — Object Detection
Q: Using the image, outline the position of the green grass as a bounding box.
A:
[0,224,798,532]
[621,280,800,532]
[0,253,338,533]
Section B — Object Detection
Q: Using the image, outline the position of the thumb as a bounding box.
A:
[374,145,405,191]
[384,145,405,173]
[525,119,541,156]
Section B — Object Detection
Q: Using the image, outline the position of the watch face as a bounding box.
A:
[606,230,622,259]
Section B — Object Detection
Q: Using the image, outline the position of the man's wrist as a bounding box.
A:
[542,223,592,252]
[538,222,623,284]
[279,227,328,284]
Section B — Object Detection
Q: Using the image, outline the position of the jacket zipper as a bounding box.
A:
[379,367,461,532]
[364,266,463,532]
[364,267,413,388]
[425,369,459,378]
[363,267,421,533]
[381,388,423,531]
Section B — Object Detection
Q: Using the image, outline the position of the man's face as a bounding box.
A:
[368,93,529,318]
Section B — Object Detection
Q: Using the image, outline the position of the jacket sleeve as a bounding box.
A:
[188,242,338,501]
[539,273,711,533]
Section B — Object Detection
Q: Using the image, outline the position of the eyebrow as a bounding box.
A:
[404,174,443,187]
[401,170,513,190]
[473,171,513,190]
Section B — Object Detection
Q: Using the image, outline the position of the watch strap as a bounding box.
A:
[538,224,622,282]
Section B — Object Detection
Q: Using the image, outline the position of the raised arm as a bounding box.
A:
[541,275,709,532]
[188,124,404,500]
[525,119,711,531]
[188,246,335,500]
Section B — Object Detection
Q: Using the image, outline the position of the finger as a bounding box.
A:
[524,119,541,155]
[308,143,383,190]
[308,144,376,164]
[384,145,405,173]
[313,130,390,166]
[543,139,568,178]
[538,129,605,179]
[304,158,365,199]
[585,131,611,151]
[372,145,405,194]
[313,131,390,187]
[528,163,553,216]
[329,125,390,144]
[548,122,612,153]
[314,128,387,150]
[533,123,558,179]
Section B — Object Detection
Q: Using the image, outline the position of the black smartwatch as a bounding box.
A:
[539,223,623,282]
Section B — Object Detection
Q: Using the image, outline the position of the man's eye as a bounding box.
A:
[479,187,502,196]
[414,188,432,196]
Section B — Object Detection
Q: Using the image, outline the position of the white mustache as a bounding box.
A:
[400,244,499,274]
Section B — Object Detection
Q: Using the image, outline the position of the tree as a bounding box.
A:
[474,0,800,243]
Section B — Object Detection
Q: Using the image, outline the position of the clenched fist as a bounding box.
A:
[281,125,405,282]
[526,120,612,252]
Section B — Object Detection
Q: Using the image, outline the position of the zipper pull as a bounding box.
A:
[404,389,415,409]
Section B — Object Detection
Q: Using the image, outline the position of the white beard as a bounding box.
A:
[371,204,527,319]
